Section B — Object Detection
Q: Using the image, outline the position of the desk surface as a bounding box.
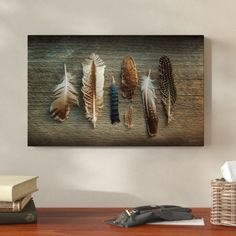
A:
[0,208,235,236]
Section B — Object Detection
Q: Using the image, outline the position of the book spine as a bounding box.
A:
[0,212,37,224]
[13,201,20,212]
[0,202,13,209]
[0,198,28,212]
[0,203,21,212]
[0,208,15,213]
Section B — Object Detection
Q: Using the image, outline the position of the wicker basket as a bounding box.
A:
[211,178,236,226]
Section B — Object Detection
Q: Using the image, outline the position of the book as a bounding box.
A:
[0,199,37,224]
[0,195,32,212]
[0,176,38,201]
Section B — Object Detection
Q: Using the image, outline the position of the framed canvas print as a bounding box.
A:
[28,35,204,146]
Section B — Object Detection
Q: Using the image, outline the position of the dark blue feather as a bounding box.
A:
[110,77,120,124]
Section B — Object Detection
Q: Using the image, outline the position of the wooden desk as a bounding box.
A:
[0,208,235,236]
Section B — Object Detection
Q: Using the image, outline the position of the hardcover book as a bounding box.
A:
[0,195,32,212]
[0,176,38,201]
[0,199,37,224]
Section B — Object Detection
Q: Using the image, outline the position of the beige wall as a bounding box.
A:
[0,0,235,207]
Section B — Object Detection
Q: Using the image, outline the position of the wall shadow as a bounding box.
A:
[204,38,212,146]
[35,189,143,208]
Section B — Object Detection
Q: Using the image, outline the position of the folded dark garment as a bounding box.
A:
[105,205,194,227]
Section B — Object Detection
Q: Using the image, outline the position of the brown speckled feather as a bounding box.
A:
[121,55,138,100]
[159,56,177,124]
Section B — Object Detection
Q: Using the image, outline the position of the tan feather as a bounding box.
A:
[50,64,79,122]
[81,53,105,128]
[124,105,133,129]
[121,55,138,100]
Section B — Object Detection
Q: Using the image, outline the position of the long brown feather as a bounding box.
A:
[121,55,138,100]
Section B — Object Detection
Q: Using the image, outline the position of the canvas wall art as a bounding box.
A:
[28,35,204,146]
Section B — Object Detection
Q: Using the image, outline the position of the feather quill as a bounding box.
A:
[159,56,177,124]
[124,105,133,129]
[110,76,120,124]
[141,70,158,136]
[50,64,79,122]
[121,55,138,100]
[81,53,105,128]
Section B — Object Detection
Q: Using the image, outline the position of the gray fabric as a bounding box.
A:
[105,205,194,227]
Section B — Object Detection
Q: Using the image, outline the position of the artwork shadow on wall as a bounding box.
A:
[28,35,204,146]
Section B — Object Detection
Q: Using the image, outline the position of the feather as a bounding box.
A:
[110,76,120,124]
[141,70,158,136]
[81,53,106,128]
[159,56,177,124]
[121,55,138,100]
[50,64,79,122]
[124,105,133,129]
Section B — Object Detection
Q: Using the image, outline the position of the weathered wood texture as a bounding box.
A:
[0,208,235,236]
[28,36,204,146]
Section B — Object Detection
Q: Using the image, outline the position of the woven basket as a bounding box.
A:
[211,178,236,226]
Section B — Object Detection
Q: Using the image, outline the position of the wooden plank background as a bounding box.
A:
[28,36,204,146]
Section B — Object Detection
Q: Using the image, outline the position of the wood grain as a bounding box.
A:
[28,36,204,146]
[0,208,235,236]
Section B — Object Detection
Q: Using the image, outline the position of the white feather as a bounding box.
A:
[141,70,157,114]
[50,64,79,122]
[141,70,158,136]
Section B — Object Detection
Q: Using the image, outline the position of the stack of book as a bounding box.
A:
[0,176,38,224]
